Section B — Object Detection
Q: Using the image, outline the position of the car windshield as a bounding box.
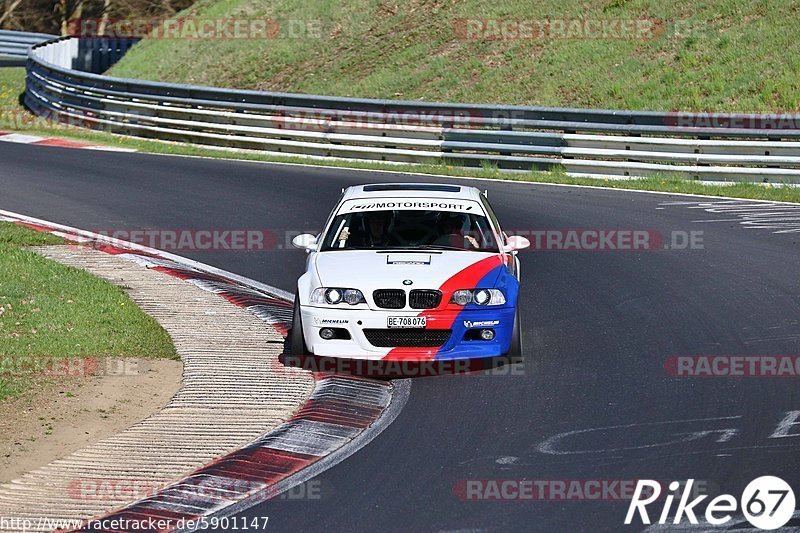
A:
[320,210,499,252]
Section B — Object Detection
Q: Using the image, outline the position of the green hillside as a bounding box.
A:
[107,0,800,112]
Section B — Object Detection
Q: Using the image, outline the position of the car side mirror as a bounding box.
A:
[503,235,530,253]
[292,233,318,252]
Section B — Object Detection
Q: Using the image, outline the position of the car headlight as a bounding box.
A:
[311,288,366,305]
[451,289,506,306]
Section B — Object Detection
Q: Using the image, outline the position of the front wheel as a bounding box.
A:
[290,296,309,355]
[506,308,522,360]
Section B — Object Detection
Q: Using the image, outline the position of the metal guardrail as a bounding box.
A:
[0,30,56,66]
[13,35,800,182]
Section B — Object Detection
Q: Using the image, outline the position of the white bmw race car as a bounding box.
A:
[290,183,529,361]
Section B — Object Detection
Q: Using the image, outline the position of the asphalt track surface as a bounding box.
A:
[1,143,799,532]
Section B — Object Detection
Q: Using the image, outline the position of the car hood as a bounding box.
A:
[313,250,503,297]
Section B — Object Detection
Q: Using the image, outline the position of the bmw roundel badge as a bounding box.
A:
[403,279,413,285]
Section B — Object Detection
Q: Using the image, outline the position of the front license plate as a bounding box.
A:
[387,316,426,329]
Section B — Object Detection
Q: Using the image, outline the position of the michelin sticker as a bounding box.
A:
[313,318,350,325]
[464,320,500,328]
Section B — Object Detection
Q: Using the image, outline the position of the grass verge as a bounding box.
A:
[0,222,177,401]
[106,0,800,113]
[3,68,800,203]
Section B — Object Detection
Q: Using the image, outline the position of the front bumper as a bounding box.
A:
[300,305,516,360]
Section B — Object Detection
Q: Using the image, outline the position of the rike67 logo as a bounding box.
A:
[625,476,795,530]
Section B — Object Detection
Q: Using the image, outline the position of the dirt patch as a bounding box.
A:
[0,357,182,484]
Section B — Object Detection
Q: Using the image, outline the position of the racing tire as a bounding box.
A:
[291,296,310,356]
[506,308,523,360]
